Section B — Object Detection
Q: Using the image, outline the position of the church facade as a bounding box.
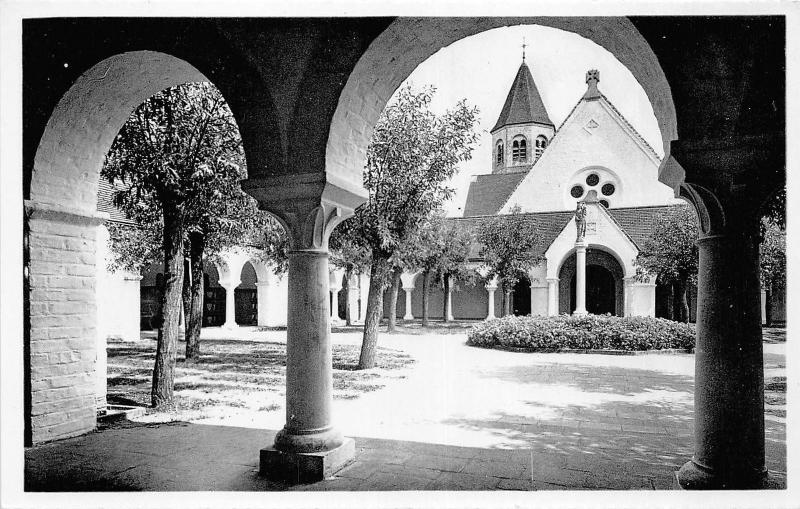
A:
[439,60,684,320]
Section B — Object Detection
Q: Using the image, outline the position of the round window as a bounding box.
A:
[599,199,610,208]
[570,185,584,198]
[586,173,599,186]
[601,183,616,196]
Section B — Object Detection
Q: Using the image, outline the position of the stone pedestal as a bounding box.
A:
[573,242,587,316]
[261,438,355,483]
[676,231,766,489]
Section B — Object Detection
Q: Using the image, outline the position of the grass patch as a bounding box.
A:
[107,337,416,422]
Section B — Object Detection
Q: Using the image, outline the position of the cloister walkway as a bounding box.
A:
[25,326,786,491]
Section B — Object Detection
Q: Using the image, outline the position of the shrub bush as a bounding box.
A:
[466,314,695,352]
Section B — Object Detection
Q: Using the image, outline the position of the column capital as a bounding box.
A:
[402,286,415,292]
[218,279,241,289]
[241,173,365,251]
[546,277,559,284]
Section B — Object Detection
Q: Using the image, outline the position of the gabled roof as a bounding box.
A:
[462,172,528,217]
[450,204,681,260]
[491,61,554,132]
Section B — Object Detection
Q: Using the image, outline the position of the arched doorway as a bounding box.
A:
[512,277,531,316]
[570,265,617,315]
[235,262,258,326]
[559,248,624,316]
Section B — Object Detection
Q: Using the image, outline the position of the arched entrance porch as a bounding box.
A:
[559,248,625,316]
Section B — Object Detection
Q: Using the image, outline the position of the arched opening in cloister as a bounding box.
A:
[511,276,532,316]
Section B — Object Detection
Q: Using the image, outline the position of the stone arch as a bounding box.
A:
[30,51,240,213]
[548,239,635,281]
[326,18,677,193]
[558,247,625,315]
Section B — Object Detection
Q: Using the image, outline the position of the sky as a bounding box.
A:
[391,24,663,217]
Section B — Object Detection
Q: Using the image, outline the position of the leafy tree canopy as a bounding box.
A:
[635,204,699,285]
[357,84,479,264]
[760,216,786,291]
[101,81,287,273]
[477,205,544,291]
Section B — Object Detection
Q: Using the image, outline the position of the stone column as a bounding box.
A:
[242,174,359,482]
[623,277,634,317]
[358,273,370,322]
[760,289,767,325]
[402,287,414,320]
[546,278,559,316]
[256,281,271,327]
[220,279,240,329]
[485,278,498,319]
[445,276,454,321]
[347,274,360,324]
[573,241,588,316]
[677,226,766,489]
[329,287,341,322]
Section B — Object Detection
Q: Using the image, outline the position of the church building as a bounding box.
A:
[443,60,684,319]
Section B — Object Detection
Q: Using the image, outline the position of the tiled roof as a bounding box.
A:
[491,61,554,132]
[462,172,528,217]
[97,178,137,225]
[450,210,574,260]
[450,204,684,259]
[607,205,680,248]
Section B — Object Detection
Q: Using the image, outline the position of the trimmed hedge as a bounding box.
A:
[466,314,695,352]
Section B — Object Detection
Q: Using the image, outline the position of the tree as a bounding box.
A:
[634,204,699,323]
[102,82,249,409]
[355,85,479,368]
[409,215,474,324]
[759,217,785,326]
[476,205,544,316]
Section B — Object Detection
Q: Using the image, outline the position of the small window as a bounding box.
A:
[599,199,610,208]
[496,142,504,166]
[586,173,599,186]
[601,183,616,196]
[535,135,548,160]
[512,137,527,163]
[570,185,584,198]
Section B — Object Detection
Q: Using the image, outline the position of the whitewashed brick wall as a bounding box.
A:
[27,203,104,443]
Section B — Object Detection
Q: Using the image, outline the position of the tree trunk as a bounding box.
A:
[442,275,452,323]
[387,268,401,332]
[152,205,184,410]
[421,270,431,327]
[503,288,512,317]
[358,258,390,369]
[673,279,689,323]
[182,258,191,333]
[185,231,205,361]
[344,266,354,326]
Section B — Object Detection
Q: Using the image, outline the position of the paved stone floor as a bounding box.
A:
[24,327,787,492]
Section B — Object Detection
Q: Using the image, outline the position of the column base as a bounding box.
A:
[260,437,355,484]
[676,459,767,490]
[572,310,588,317]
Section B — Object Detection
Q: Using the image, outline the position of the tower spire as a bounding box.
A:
[522,37,527,62]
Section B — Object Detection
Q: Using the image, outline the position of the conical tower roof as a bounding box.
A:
[491,61,554,132]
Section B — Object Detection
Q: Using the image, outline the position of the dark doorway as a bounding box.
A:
[570,265,616,315]
[512,277,531,316]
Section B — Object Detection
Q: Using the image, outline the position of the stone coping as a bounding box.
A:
[491,345,694,356]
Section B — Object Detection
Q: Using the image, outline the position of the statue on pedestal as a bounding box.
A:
[575,201,587,241]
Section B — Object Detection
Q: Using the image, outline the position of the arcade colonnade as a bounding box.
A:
[22,17,783,490]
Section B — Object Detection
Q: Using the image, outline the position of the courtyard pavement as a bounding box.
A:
[25,325,787,494]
